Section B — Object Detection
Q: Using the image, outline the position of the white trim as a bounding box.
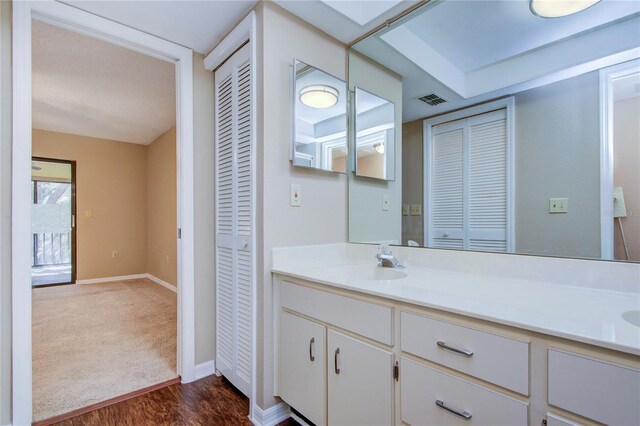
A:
[599,59,640,260]
[206,9,258,421]
[204,11,255,71]
[250,402,291,426]
[194,360,216,380]
[423,97,515,252]
[12,2,195,424]
[75,274,148,285]
[146,274,178,293]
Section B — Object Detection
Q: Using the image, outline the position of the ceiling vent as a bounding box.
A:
[419,93,447,106]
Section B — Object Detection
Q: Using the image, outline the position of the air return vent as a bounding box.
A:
[419,93,447,106]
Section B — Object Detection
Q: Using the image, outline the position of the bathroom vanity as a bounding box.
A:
[272,244,640,426]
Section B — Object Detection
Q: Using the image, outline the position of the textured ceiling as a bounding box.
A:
[32,20,176,145]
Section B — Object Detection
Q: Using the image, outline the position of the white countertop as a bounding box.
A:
[272,261,640,356]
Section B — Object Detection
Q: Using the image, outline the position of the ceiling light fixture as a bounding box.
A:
[299,85,339,109]
[529,0,600,18]
[374,143,385,154]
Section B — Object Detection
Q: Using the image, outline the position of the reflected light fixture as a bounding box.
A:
[529,0,600,18]
[373,143,385,154]
[299,84,339,108]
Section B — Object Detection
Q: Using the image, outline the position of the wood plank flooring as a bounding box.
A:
[51,375,298,426]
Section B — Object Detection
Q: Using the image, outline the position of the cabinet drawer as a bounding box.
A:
[548,349,640,425]
[281,280,393,345]
[401,357,528,426]
[401,312,529,394]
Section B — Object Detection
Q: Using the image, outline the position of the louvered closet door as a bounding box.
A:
[467,110,508,252]
[214,43,252,397]
[428,110,510,252]
[430,121,465,249]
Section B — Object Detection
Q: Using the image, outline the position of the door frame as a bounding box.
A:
[599,59,640,260]
[12,2,196,424]
[31,156,77,286]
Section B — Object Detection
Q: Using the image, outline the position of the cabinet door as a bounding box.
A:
[327,330,394,426]
[280,311,326,426]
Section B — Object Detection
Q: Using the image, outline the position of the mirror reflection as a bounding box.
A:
[292,59,347,173]
[355,87,396,180]
[348,0,640,262]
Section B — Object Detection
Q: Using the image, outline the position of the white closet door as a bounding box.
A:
[430,121,465,249]
[428,109,510,252]
[214,43,252,397]
[467,110,508,252]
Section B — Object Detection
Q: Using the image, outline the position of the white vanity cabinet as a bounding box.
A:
[274,275,640,426]
[280,311,327,426]
[277,280,396,426]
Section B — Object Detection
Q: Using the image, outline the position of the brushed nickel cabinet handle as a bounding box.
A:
[437,341,473,357]
[334,348,340,374]
[309,337,315,362]
[436,400,472,420]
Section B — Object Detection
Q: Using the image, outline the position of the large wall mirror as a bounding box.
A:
[348,0,640,262]
[292,59,348,173]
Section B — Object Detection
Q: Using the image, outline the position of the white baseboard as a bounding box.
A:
[145,274,177,293]
[76,274,147,285]
[75,273,177,293]
[194,360,216,380]
[250,402,290,426]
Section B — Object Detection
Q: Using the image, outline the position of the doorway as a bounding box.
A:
[31,157,76,286]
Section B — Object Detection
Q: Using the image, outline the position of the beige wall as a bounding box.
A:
[348,51,403,244]
[515,71,601,258]
[614,96,640,261]
[192,50,216,365]
[1,1,13,423]
[402,119,423,246]
[33,130,148,280]
[258,1,348,408]
[146,127,177,286]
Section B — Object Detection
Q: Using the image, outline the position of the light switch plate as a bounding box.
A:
[549,198,568,213]
[382,194,390,211]
[290,184,302,207]
[410,204,422,216]
[402,204,409,216]
[85,209,92,218]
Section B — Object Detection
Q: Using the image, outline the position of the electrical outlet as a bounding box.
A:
[410,204,422,216]
[85,209,92,218]
[549,198,568,213]
[112,250,119,259]
[290,184,302,207]
[382,194,390,211]
[402,204,409,216]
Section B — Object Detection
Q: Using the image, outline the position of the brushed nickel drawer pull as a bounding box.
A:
[334,348,340,374]
[436,400,472,420]
[309,337,315,362]
[437,341,474,357]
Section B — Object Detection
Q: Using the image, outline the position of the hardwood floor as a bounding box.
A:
[51,375,299,426]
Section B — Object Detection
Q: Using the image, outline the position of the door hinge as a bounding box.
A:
[393,361,399,381]
[178,228,182,239]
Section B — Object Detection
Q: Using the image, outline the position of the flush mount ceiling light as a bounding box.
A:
[299,84,339,108]
[374,142,385,154]
[529,0,600,18]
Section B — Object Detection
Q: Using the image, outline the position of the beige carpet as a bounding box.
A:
[32,279,177,422]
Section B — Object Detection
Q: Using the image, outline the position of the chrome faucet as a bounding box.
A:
[376,244,403,268]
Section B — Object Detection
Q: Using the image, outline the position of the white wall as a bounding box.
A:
[192,51,216,364]
[257,1,348,409]
[348,51,402,244]
[0,1,12,423]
